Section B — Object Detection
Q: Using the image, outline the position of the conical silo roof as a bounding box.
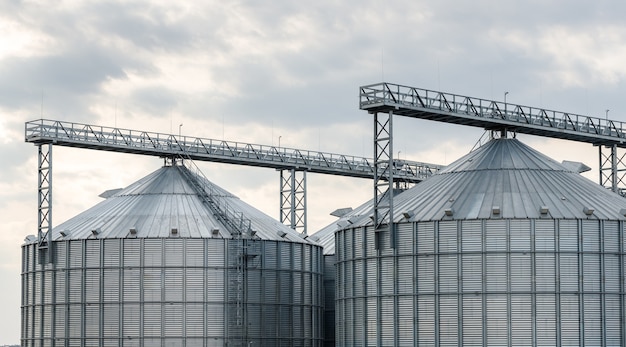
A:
[47,164,312,243]
[398,137,626,220]
[338,138,626,228]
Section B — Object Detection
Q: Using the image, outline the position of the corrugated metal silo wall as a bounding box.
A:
[21,238,324,346]
[323,254,336,347]
[335,219,626,346]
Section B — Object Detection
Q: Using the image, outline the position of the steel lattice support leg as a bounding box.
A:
[279,169,307,234]
[373,111,398,345]
[37,143,53,263]
[599,144,626,195]
[373,111,394,248]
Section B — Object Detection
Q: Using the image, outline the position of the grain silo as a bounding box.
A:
[335,137,626,346]
[313,192,404,347]
[21,160,324,346]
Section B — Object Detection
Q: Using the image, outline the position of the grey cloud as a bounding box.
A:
[0,48,132,121]
[129,86,181,117]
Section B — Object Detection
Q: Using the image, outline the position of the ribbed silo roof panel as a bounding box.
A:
[392,138,626,221]
[330,138,626,230]
[49,165,313,243]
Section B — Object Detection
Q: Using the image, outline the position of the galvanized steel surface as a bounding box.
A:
[359,82,626,146]
[21,237,325,346]
[313,192,395,256]
[335,219,626,346]
[395,138,626,220]
[33,165,313,243]
[25,119,441,183]
[338,138,626,225]
[332,138,626,346]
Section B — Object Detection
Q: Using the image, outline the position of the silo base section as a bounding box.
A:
[21,237,324,347]
[335,219,626,346]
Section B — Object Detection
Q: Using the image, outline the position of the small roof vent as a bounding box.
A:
[444,208,454,217]
[492,206,501,215]
[540,206,549,215]
[583,207,595,216]
[277,230,287,238]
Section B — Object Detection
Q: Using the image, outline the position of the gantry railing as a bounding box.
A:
[360,82,626,146]
[25,119,442,183]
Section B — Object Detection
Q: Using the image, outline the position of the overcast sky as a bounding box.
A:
[2,0,626,343]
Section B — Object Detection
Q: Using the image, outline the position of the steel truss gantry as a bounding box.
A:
[361,82,626,193]
[25,119,442,240]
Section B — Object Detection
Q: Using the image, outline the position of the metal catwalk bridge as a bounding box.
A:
[25,119,440,182]
[360,82,626,146]
[25,119,442,247]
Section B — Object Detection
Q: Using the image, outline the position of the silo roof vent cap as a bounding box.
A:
[583,207,595,216]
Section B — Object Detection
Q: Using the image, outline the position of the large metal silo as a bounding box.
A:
[313,215,341,347]
[21,162,324,346]
[314,193,404,347]
[335,138,626,346]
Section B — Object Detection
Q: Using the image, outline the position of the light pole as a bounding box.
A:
[179,123,183,137]
[606,109,610,120]
[504,91,509,113]
[278,135,282,147]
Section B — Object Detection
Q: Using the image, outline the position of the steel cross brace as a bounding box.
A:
[279,169,307,234]
[37,143,53,263]
[599,144,626,195]
[373,111,395,249]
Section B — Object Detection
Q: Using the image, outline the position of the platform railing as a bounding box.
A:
[25,119,442,182]
[360,82,626,141]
